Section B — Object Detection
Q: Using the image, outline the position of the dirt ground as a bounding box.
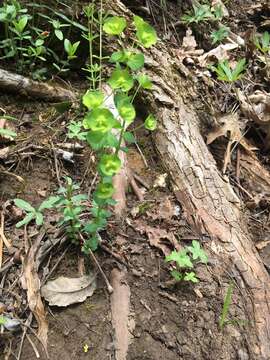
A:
[1,0,270,359]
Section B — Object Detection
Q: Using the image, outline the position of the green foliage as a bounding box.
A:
[0,127,16,139]
[254,31,270,55]
[219,283,234,329]
[14,197,59,227]
[64,39,80,60]
[182,3,223,24]
[67,120,87,141]
[144,114,157,130]
[103,16,126,36]
[133,15,157,48]
[165,240,207,283]
[211,26,229,44]
[210,59,247,82]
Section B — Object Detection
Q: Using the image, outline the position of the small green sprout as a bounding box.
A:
[182,4,223,24]
[64,38,80,60]
[165,240,207,283]
[254,31,270,55]
[14,197,59,228]
[211,26,229,44]
[210,59,247,82]
[219,283,234,329]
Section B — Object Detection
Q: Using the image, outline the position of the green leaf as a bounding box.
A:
[14,199,35,212]
[165,249,193,268]
[171,269,182,281]
[0,128,17,139]
[0,315,7,325]
[95,182,115,199]
[83,90,104,109]
[144,114,157,130]
[16,212,35,228]
[83,108,117,133]
[86,131,107,150]
[184,271,199,283]
[110,50,126,63]
[134,15,157,48]
[126,52,144,71]
[136,74,152,89]
[35,211,44,226]
[55,29,63,40]
[187,240,208,263]
[116,96,136,124]
[39,196,60,211]
[98,154,121,176]
[231,58,246,81]
[123,131,136,143]
[108,68,134,92]
[103,16,127,36]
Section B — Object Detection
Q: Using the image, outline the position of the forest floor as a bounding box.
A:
[0,0,270,359]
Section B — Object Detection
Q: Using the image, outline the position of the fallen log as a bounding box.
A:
[0,68,76,102]
[105,1,270,358]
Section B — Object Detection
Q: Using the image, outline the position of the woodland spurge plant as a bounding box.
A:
[78,14,157,253]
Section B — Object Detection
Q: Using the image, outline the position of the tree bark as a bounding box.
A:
[105,1,270,358]
[0,68,76,102]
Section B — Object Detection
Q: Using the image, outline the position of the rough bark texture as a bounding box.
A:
[105,1,270,358]
[0,68,76,102]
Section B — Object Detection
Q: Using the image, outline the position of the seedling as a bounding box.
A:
[219,282,234,329]
[210,59,247,82]
[14,197,59,227]
[165,240,208,283]
[254,31,270,55]
[211,26,229,44]
[182,3,223,24]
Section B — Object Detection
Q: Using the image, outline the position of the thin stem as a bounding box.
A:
[131,84,141,103]
[99,0,103,89]
[115,120,126,155]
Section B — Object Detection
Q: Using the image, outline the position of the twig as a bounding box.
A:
[50,141,62,187]
[88,171,98,198]
[132,172,150,189]
[42,244,71,285]
[79,233,113,294]
[18,314,32,360]
[0,212,12,255]
[135,141,148,168]
[100,243,128,267]
[26,334,40,358]
[129,174,144,201]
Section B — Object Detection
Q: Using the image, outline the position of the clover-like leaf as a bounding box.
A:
[98,154,121,176]
[171,270,182,281]
[134,15,157,48]
[126,52,144,71]
[83,108,117,133]
[83,90,104,109]
[108,68,134,92]
[165,249,193,268]
[187,240,208,264]
[95,182,115,199]
[184,271,199,283]
[103,16,126,36]
[144,114,157,130]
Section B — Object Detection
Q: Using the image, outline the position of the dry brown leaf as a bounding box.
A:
[147,197,177,221]
[22,232,48,357]
[134,220,180,256]
[198,43,238,67]
[41,275,96,307]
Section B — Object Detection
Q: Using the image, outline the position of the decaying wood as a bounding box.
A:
[0,68,76,102]
[105,1,270,358]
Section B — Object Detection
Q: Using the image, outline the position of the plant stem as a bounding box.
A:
[99,0,103,89]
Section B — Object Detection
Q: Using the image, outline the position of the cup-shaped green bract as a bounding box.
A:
[95,182,115,199]
[108,68,134,92]
[83,90,104,109]
[134,15,157,48]
[116,96,136,124]
[144,114,157,130]
[99,154,121,177]
[83,108,116,133]
[103,16,127,36]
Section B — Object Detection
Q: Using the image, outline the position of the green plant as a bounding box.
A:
[53,177,88,244]
[14,197,59,227]
[182,3,223,24]
[219,282,234,329]
[210,59,247,82]
[211,26,229,44]
[254,31,270,55]
[165,240,208,283]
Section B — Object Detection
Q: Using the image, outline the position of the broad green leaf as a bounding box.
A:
[95,182,115,199]
[232,58,246,81]
[116,97,136,124]
[187,240,208,263]
[14,199,35,212]
[108,68,134,92]
[55,29,63,40]
[165,249,193,268]
[262,31,270,51]
[98,154,121,176]
[134,15,157,48]
[0,128,16,139]
[171,270,182,281]
[126,52,144,71]
[110,50,126,63]
[144,114,157,130]
[39,196,60,211]
[16,212,35,228]
[83,90,104,109]
[103,16,126,36]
